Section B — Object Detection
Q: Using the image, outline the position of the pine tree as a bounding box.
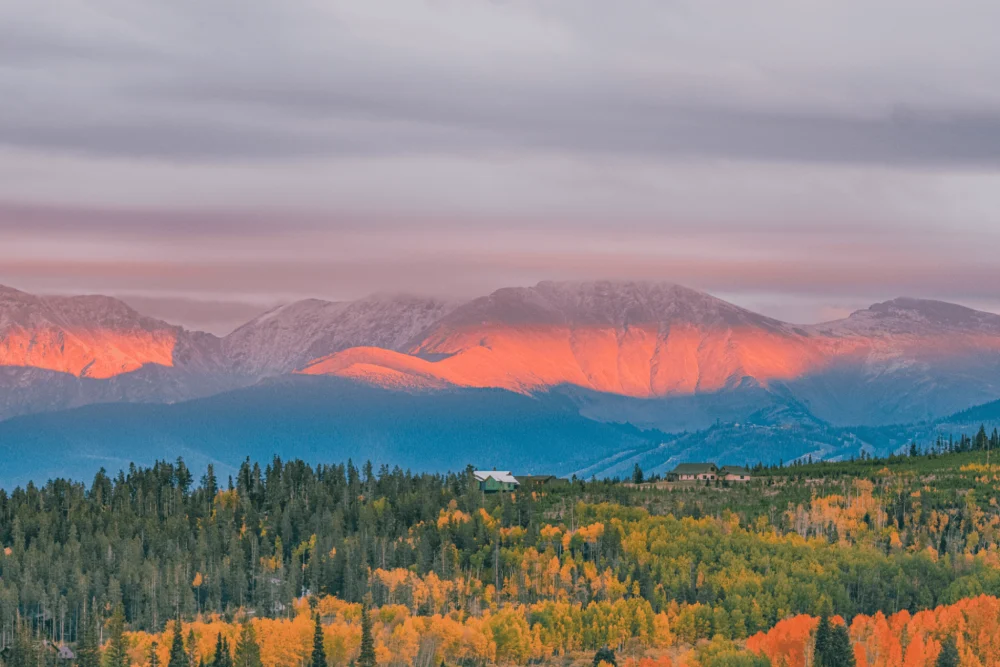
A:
[826,624,855,667]
[631,464,644,485]
[213,633,232,667]
[8,623,38,667]
[593,646,617,667]
[105,605,130,667]
[814,615,832,666]
[976,425,988,450]
[233,622,262,667]
[186,629,200,667]
[936,636,959,667]
[311,613,327,667]
[77,607,101,667]
[358,604,376,667]
[150,642,161,667]
[168,619,188,667]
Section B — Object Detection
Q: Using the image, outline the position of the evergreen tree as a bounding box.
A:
[8,623,38,667]
[77,608,101,667]
[593,646,617,667]
[311,614,327,667]
[358,604,376,667]
[186,629,200,667]
[631,464,644,485]
[936,636,959,667]
[168,619,188,667]
[975,425,988,450]
[105,605,130,667]
[814,615,832,666]
[826,624,855,667]
[233,622,262,667]
[213,633,232,667]
[150,642,161,667]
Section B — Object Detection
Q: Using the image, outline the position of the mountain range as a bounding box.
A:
[3,280,1000,487]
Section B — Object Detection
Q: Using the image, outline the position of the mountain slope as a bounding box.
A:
[223,294,457,376]
[0,376,665,489]
[301,285,1000,425]
[303,281,830,396]
[0,285,189,378]
[0,285,243,419]
[784,298,1000,425]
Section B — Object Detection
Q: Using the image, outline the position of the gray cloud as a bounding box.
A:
[4,1,1000,164]
[3,1,1000,325]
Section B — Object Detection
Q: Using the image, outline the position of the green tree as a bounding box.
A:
[150,642,161,667]
[358,604,376,667]
[814,615,832,666]
[77,608,102,667]
[593,646,617,667]
[824,624,855,667]
[233,622,262,667]
[186,629,200,667]
[213,633,233,667]
[8,623,39,667]
[105,605,130,667]
[936,636,959,667]
[631,465,644,485]
[311,614,327,667]
[168,619,188,667]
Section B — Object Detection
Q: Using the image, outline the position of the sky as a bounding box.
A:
[2,0,1000,334]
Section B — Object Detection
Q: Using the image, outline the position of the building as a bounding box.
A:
[474,470,520,493]
[669,463,719,481]
[719,466,753,482]
[517,474,568,488]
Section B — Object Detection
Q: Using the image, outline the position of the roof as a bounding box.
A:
[671,463,718,474]
[719,466,751,476]
[519,475,559,484]
[474,470,519,484]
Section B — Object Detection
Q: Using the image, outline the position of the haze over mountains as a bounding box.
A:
[3,280,1000,486]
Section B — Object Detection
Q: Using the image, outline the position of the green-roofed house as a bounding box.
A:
[719,466,753,482]
[670,463,718,481]
[474,470,520,493]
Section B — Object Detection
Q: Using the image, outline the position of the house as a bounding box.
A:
[39,642,75,661]
[719,466,753,482]
[474,471,520,493]
[670,463,718,481]
[517,475,568,488]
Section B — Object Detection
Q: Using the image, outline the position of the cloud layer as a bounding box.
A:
[2,0,1000,330]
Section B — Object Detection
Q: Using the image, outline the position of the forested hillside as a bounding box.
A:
[3,441,1000,666]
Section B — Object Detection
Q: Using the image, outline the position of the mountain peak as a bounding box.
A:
[862,297,1000,330]
[223,293,457,375]
[434,279,784,331]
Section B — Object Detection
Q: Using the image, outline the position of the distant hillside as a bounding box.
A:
[0,376,666,489]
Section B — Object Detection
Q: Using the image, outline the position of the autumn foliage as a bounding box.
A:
[747,595,1000,667]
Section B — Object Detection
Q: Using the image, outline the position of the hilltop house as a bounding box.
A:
[518,474,568,488]
[670,463,719,481]
[719,466,753,482]
[474,471,519,493]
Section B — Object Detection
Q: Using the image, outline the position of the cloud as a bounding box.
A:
[2,1,1000,325]
[4,1,1000,165]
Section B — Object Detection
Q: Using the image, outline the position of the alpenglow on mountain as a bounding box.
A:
[3,280,1000,425]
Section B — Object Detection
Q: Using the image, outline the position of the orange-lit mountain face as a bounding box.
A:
[299,283,999,395]
[301,283,797,394]
[0,286,182,378]
[5,281,1000,426]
